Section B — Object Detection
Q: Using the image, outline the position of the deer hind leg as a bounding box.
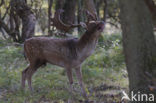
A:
[66,68,73,92]
[75,66,88,99]
[26,59,46,91]
[27,65,36,92]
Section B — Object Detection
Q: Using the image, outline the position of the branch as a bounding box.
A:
[107,21,119,28]
[2,4,11,20]
[0,18,18,41]
[0,28,7,39]
[107,12,119,23]
[0,18,11,34]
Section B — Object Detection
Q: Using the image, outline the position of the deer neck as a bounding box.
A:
[77,30,99,59]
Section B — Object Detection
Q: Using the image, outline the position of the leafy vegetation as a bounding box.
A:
[0,33,128,103]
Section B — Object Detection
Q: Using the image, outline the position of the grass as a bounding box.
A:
[0,34,128,103]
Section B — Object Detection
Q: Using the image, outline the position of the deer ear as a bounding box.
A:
[80,22,88,30]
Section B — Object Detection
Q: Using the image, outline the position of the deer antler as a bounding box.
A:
[85,10,97,21]
[51,9,87,33]
[84,10,98,27]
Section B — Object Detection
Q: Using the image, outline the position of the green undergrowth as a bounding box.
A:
[0,34,128,103]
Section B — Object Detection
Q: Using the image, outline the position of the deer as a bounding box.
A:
[21,9,105,99]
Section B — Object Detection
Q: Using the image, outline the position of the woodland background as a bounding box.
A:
[0,0,156,103]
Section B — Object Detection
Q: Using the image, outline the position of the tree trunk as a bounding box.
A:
[55,0,65,10]
[119,0,156,101]
[78,0,85,34]
[84,0,97,19]
[103,0,107,22]
[13,0,36,42]
[144,0,156,27]
[48,0,53,35]
[95,0,103,18]
[62,0,76,25]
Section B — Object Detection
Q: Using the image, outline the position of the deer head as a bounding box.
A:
[83,10,105,35]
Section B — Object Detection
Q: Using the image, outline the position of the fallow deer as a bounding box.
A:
[21,9,105,99]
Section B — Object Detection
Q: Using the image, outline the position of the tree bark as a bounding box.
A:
[12,0,36,42]
[0,0,4,7]
[55,0,65,10]
[144,0,156,27]
[103,0,107,22]
[78,0,85,34]
[95,0,103,17]
[62,0,76,25]
[0,18,16,41]
[119,0,156,101]
[84,0,97,19]
[48,0,53,35]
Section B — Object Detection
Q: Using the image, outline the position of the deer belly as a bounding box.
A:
[44,52,66,67]
[47,58,66,67]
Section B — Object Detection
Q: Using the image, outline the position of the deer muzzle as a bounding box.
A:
[97,21,105,31]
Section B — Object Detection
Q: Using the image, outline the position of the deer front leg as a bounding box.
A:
[26,64,38,92]
[75,66,88,99]
[66,68,73,93]
[21,67,29,89]
[26,67,34,92]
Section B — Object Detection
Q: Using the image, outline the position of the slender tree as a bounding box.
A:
[78,0,85,34]
[62,0,76,25]
[55,0,65,10]
[103,0,108,22]
[48,0,53,35]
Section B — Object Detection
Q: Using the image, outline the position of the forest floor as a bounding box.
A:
[0,34,129,103]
